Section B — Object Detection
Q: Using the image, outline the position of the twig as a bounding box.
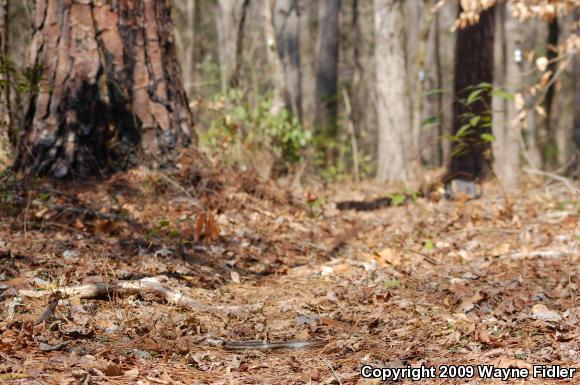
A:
[323,357,343,385]
[35,291,63,324]
[156,172,200,208]
[19,277,262,316]
[523,167,580,195]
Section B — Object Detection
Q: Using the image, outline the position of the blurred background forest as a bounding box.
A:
[0,0,578,189]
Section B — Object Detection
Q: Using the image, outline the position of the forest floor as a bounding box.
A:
[0,157,578,385]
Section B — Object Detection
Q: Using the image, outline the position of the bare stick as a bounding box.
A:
[502,250,577,260]
[523,167,580,195]
[20,278,261,316]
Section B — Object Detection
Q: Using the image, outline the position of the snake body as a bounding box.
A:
[223,339,326,351]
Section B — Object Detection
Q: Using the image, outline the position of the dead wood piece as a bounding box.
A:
[502,250,577,260]
[19,278,262,315]
[523,168,580,195]
[336,197,393,211]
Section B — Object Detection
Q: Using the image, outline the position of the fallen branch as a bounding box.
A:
[501,250,576,260]
[523,168,580,195]
[20,278,262,316]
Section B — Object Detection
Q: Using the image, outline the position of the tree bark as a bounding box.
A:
[448,5,495,181]
[14,0,193,178]
[492,3,520,190]
[315,0,340,140]
[374,0,414,182]
[274,0,301,119]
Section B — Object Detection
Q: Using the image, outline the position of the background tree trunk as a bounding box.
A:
[0,0,10,144]
[374,0,414,182]
[216,0,249,91]
[492,3,520,190]
[449,5,495,181]
[438,0,457,169]
[262,0,286,113]
[573,19,580,173]
[315,0,340,147]
[15,0,193,178]
[184,0,196,98]
[274,0,301,119]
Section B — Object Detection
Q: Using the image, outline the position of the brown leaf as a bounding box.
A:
[101,364,124,377]
[95,219,114,234]
[194,213,206,242]
[206,213,220,242]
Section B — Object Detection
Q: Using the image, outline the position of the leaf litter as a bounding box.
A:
[0,162,578,384]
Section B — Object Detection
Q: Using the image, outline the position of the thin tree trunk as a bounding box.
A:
[374,0,414,182]
[0,0,10,143]
[448,5,495,181]
[274,0,301,119]
[573,10,580,173]
[438,0,457,168]
[414,0,440,167]
[216,0,249,91]
[492,3,520,190]
[315,0,340,145]
[541,17,559,167]
[574,55,580,168]
[15,0,193,178]
[184,0,196,98]
[263,0,285,113]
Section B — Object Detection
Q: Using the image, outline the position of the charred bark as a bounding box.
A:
[14,0,193,178]
[448,5,495,181]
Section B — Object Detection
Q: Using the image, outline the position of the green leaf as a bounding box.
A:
[476,82,492,89]
[421,116,440,127]
[391,194,406,206]
[158,219,169,228]
[456,124,472,137]
[480,133,496,142]
[384,279,401,289]
[491,89,514,100]
[424,240,434,251]
[470,116,481,127]
[466,89,484,105]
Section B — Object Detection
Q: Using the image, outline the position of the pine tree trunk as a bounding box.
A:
[374,0,414,182]
[14,0,193,178]
[449,5,495,180]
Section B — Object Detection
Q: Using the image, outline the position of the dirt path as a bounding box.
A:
[1,172,578,384]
